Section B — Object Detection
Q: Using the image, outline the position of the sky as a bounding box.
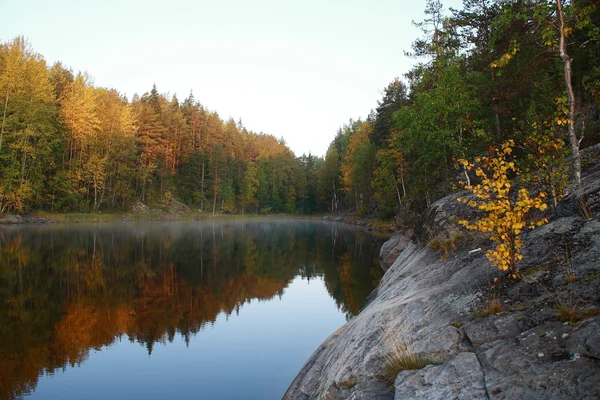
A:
[2,0,465,157]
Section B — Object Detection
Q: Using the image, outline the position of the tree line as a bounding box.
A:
[320,0,599,219]
[2,0,599,217]
[0,37,327,215]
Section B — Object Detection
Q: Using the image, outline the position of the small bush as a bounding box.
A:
[457,140,548,278]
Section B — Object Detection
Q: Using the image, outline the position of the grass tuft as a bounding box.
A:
[427,232,466,260]
[381,335,432,381]
[474,299,504,318]
[556,304,599,323]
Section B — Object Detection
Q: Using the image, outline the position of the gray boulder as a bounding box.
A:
[379,232,413,270]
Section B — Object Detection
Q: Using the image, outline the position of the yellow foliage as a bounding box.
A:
[0,182,31,213]
[457,140,548,277]
[490,40,519,69]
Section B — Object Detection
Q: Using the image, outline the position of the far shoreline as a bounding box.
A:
[0,212,326,225]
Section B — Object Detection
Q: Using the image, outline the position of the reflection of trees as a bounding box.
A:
[317,224,384,317]
[0,221,382,399]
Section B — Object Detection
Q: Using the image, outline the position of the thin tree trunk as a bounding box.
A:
[141,179,146,203]
[494,111,501,139]
[94,184,98,212]
[51,186,56,212]
[212,172,218,215]
[20,153,27,183]
[391,171,402,206]
[400,167,407,199]
[331,180,337,214]
[0,88,9,152]
[201,161,205,212]
[550,178,558,209]
[557,0,582,186]
[463,165,471,187]
[491,68,502,139]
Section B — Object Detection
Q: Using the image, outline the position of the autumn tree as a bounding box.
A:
[240,161,259,213]
[92,88,137,209]
[0,37,61,213]
[318,144,341,214]
[340,121,375,216]
[373,146,408,217]
[458,141,548,277]
[0,36,324,214]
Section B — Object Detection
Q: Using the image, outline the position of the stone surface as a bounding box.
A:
[477,330,600,400]
[463,313,522,348]
[379,233,412,270]
[411,325,460,361]
[394,352,488,400]
[0,215,21,224]
[556,144,600,218]
[0,214,55,224]
[414,191,478,243]
[566,318,600,359]
[556,176,600,218]
[131,202,150,213]
[284,161,600,400]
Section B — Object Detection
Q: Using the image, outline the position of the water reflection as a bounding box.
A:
[0,220,383,399]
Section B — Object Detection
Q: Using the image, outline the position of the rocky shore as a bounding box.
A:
[285,160,600,399]
[0,214,56,224]
[322,215,397,234]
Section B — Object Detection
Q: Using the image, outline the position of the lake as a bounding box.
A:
[0,219,384,400]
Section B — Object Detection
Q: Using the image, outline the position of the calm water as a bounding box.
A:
[0,219,383,400]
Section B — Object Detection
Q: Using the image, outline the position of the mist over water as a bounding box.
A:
[0,219,383,400]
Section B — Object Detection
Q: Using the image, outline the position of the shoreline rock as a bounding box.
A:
[322,214,397,235]
[285,163,600,400]
[0,215,56,225]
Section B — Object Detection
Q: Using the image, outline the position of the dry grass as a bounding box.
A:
[556,247,580,284]
[474,299,504,318]
[381,334,432,381]
[556,304,599,323]
[427,232,466,260]
[371,218,395,231]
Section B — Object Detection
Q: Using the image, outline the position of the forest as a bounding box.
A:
[0,38,320,215]
[1,0,599,218]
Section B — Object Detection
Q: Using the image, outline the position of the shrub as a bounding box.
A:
[457,140,548,278]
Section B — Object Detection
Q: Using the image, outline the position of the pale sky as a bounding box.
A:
[2,0,464,157]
